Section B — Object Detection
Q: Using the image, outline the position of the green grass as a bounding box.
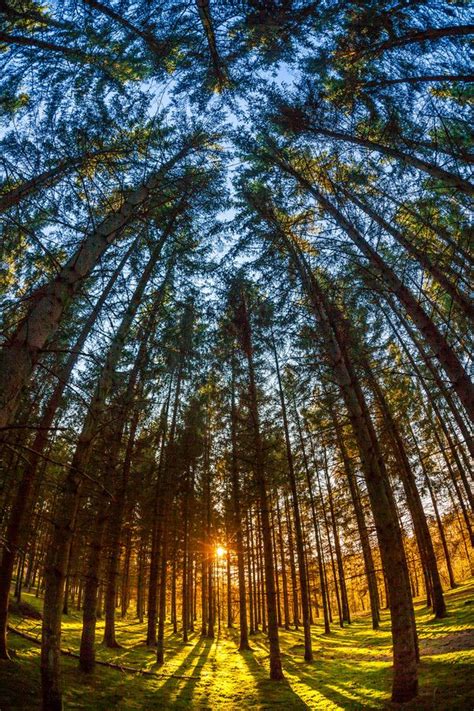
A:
[1,580,473,709]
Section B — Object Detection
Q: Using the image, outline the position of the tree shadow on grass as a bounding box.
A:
[284,653,391,710]
[173,636,214,707]
[239,645,310,709]
[143,636,213,709]
[247,629,391,710]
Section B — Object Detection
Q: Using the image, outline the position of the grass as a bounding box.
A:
[1,579,473,709]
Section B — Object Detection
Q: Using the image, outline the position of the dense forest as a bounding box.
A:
[0,1,473,709]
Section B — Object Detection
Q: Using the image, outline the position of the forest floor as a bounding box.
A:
[1,579,473,710]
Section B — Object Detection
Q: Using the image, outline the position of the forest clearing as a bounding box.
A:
[0,0,473,709]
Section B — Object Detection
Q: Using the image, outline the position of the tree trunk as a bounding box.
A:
[156,317,190,664]
[341,187,474,321]
[147,385,172,645]
[235,289,283,680]
[324,452,351,623]
[272,335,312,659]
[361,24,474,58]
[285,495,300,629]
[329,408,380,629]
[364,362,446,617]
[0,147,195,429]
[246,511,255,634]
[0,149,126,213]
[230,354,250,649]
[40,236,172,707]
[294,123,474,195]
[362,73,474,90]
[276,162,474,420]
[295,414,331,635]
[316,463,343,627]
[275,497,291,630]
[79,496,109,672]
[256,221,418,701]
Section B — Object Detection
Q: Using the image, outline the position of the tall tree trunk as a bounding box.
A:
[246,511,255,635]
[230,353,250,649]
[384,300,474,462]
[252,217,418,700]
[341,187,474,321]
[408,424,457,590]
[182,467,190,642]
[329,408,380,629]
[362,73,474,89]
[316,463,343,627]
[285,495,300,629]
[156,306,192,664]
[79,495,110,672]
[275,497,291,630]
[281,124,474,195]
[40,238,172,708]
[234,289,283,680]
[82,0,165,58]
[270,501,282,627]
[323,451,351,623]
[359,24,474,58]
[295,414,331,635]
[147,384,172,645]
[383,305,474,514]
[272,335,312,659]
[0,149,126,213]
[364,362,446,617]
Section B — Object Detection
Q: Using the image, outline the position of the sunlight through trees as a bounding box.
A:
[0,1,472,709]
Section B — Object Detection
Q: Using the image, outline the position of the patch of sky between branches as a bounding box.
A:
[144,63,301,286]
[215,62,301,253]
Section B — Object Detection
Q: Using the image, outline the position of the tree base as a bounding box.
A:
[391,680,418,703]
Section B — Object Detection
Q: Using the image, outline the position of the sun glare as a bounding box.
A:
[216,545,226,558]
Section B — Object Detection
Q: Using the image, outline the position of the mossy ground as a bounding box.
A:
[1,579,473,709]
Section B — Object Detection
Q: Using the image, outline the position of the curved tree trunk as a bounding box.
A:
[293,126,474,195]
[270,156,474,421]
[341,187,474,321]
[0,146,196,429]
